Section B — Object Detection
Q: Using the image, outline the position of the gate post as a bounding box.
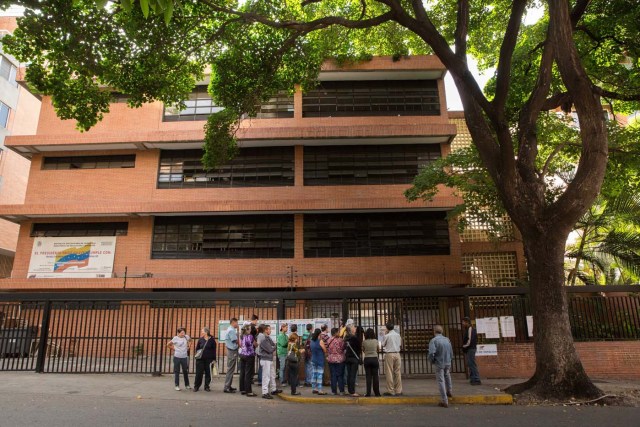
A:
[341,299,349,325]
[152,306,164,377]
[35,300,52,373]
[277,299,285,321]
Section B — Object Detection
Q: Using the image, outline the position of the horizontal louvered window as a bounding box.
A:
[152,215,294,259]
[302,80,440,117]
[31,222,129,237]
[304,144,441,185]
[42,155,135,170]
[158,147,294,188]
[304,211,450,258]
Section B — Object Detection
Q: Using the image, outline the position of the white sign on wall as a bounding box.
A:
[27,237,117,278]
[476,344,498,356]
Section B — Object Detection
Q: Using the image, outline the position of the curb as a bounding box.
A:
[277,393,513,405]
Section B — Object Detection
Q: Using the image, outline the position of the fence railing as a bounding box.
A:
[1,287,638,375]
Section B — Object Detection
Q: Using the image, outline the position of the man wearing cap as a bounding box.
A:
[462,317,481,385]
[382,322,403,396]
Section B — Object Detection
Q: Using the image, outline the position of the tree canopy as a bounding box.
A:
[3,0,640,400]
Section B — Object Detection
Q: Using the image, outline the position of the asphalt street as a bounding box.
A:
[2,389,639,427]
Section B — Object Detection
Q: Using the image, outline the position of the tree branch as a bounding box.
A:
[493,0,527,114]
[593,86,640,102]
[454,0,469,59]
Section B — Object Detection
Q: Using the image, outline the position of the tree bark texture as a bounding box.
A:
[505,232,603,399]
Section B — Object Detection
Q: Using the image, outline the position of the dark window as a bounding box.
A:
[152,215,294,259]
[302,80,440,118]
[304,211,450,258]
[158,147,294,188]
[163,86,293,121]
[42,155,136,170]
[31,222,129,237]
[304,144,441,186]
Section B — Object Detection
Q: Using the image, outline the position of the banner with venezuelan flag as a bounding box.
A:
[27,237,117,278]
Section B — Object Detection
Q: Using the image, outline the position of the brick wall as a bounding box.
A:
[477,341,640,380]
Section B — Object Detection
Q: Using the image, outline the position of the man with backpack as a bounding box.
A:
[302,323,314,387]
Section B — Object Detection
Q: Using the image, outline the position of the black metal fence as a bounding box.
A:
[1,288,638,375]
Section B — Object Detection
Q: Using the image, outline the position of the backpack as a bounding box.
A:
[286,343,299,364]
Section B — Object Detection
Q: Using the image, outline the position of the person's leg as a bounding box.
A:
[313,362,324,392]
[364,358,373,396]
[328,363,337,393]
[180,357,190,387]
[173,357,180,387]
[436,366,447,405]
[384,355,394,395]
[372,358,380,396]
[269,359,277,393]
[393,354,403,394]
[239,357,246,393]
[336,362,345,393]
[467,349,481,383]
[260,360,269,395]
[194,360,204,390]
[348,360,359,394]
[246,356,255,394]
[204,360,212,390]
[445,366,452,396]
[224,349,237,391]
[305,358,313,385]
[278,355,287,384]
[289,363,298,394]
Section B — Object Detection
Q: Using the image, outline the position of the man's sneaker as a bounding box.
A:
[383,392,394,396]
[470,381,482,386]
[223,389,236,393]
[271,389,283,395]
[174,386,180,391]
[185,386,192,390]
[262,394,274,400]
[292,391,301,396]
[438,401,449,408]
[229,387,237,392]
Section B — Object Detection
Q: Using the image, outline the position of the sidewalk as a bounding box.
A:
[0,371,512,405]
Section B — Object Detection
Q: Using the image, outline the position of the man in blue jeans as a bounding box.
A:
[462,317,481,385]
[302,323,314,386]
[428,325,453,408]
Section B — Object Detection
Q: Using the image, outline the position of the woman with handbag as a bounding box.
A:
[193,327,216,392]
[286,334,301,396]
[345,326,363,397]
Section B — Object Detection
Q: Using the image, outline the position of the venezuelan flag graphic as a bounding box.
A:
[53,244,92,272]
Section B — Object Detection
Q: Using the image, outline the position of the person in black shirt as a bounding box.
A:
[462,317,481,385]
[345,326,363,396]
[193,327,216,392]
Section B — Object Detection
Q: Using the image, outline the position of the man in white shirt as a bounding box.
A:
[168,327,191,391]
[382,322,403,396]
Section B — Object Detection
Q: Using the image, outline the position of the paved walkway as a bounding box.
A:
[0,372,636,406]
[0,371,511,405]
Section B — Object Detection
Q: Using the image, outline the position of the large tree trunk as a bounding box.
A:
[506,231,603,400]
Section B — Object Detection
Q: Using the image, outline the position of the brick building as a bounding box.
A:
[0,55,525,292]
[0,15,40,278]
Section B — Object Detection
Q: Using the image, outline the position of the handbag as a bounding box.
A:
[286,344,299,364]
[195,337,211,360]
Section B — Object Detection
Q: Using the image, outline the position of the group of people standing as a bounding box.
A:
[168,314,481,407]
